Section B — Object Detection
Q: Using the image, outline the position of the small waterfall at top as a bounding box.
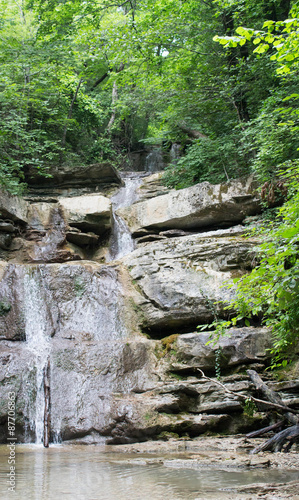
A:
[24,268,51,446]
[169,143,181,163]
[107,173,143,261]
[145,149,164,173]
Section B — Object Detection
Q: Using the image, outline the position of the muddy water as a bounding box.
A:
[0,445,298,500]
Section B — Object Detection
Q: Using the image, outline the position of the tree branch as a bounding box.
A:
[61,77,83,149]
[90,72,110,91]
[197,369,299,416]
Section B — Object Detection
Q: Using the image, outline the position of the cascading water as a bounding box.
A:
[107,173,143,261]
[145,149,164,173]
[24,268,51,445]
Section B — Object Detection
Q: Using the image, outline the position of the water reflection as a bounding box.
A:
[0,445,297,500]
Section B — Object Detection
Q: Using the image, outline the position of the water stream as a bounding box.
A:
[107,173,143,261]
[24,269,51,445]
[145,150,164,173]
[0,445,297,500]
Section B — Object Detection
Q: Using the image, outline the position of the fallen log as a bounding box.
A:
[251,424,299,454]
[247,370,298,424]
[247,369,299,453]
[197,368,299,453]
[246,420,285,439]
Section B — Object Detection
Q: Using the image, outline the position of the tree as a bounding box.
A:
[210,1,299,366]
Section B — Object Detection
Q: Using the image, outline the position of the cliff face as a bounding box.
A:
[0,169,297,444]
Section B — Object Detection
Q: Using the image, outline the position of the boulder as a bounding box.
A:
[66,230,99,247]
[121,226,258,333]
[0,189,29,224]
[136,172,170,201]
[119,176,261,235]
[59,194,112,235]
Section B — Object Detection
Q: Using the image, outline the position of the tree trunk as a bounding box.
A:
[107,81,118,132]
[252,424,299,454]
[43,359,51,448]
[177,123,208,139]
[247,369,299,453]
[61,77,83,149]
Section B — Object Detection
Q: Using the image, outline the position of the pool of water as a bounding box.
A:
[0,444,297,499]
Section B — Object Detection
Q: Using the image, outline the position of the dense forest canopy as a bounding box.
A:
[1,0,299,364]
[0,0,298,191]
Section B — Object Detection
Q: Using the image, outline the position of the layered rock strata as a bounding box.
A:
[0,172,298,444]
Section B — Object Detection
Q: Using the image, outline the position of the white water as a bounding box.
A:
[24,268,51,445]
[145,149,164,173]
[107,174,143,261]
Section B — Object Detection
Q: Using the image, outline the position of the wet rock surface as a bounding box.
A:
[0,173,298,448]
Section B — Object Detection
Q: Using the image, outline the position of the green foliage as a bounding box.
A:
[206,2,299,367]
[242,398,257,417]
[212,2,299,185]
[74,276,85,297]
[163,134,250,188]
[0,0,297,199]
[0,300,11,316]
[214,9,299,75]
[210,163,299,367]
[243,88,299,183]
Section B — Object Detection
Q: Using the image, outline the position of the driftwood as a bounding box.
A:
[251,424,299,454]
[246,420,285,439]
[177,123,208,140]
[247,369,299,453]
[197,368,299,453]
[247,370,298,424]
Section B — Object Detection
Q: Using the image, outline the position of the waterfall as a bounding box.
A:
[169,143,181,163]
[24,268,51,446]
[107,174,143,261]
[145,149,164,173]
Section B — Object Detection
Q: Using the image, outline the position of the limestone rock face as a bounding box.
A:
[0,263,26,340]
[0,261,160,443]
[119,176,261,235]
[59,194,112,235]
[121,226,258,332]
[25,162,122,190]
[136,172,170,201]
[1,173,297,446]
[0,189,29,224]
[175,327,273,371]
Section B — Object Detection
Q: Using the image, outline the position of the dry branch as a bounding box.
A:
[197,369,298,415]
[251,424,299,454]
[197,368,299,453]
